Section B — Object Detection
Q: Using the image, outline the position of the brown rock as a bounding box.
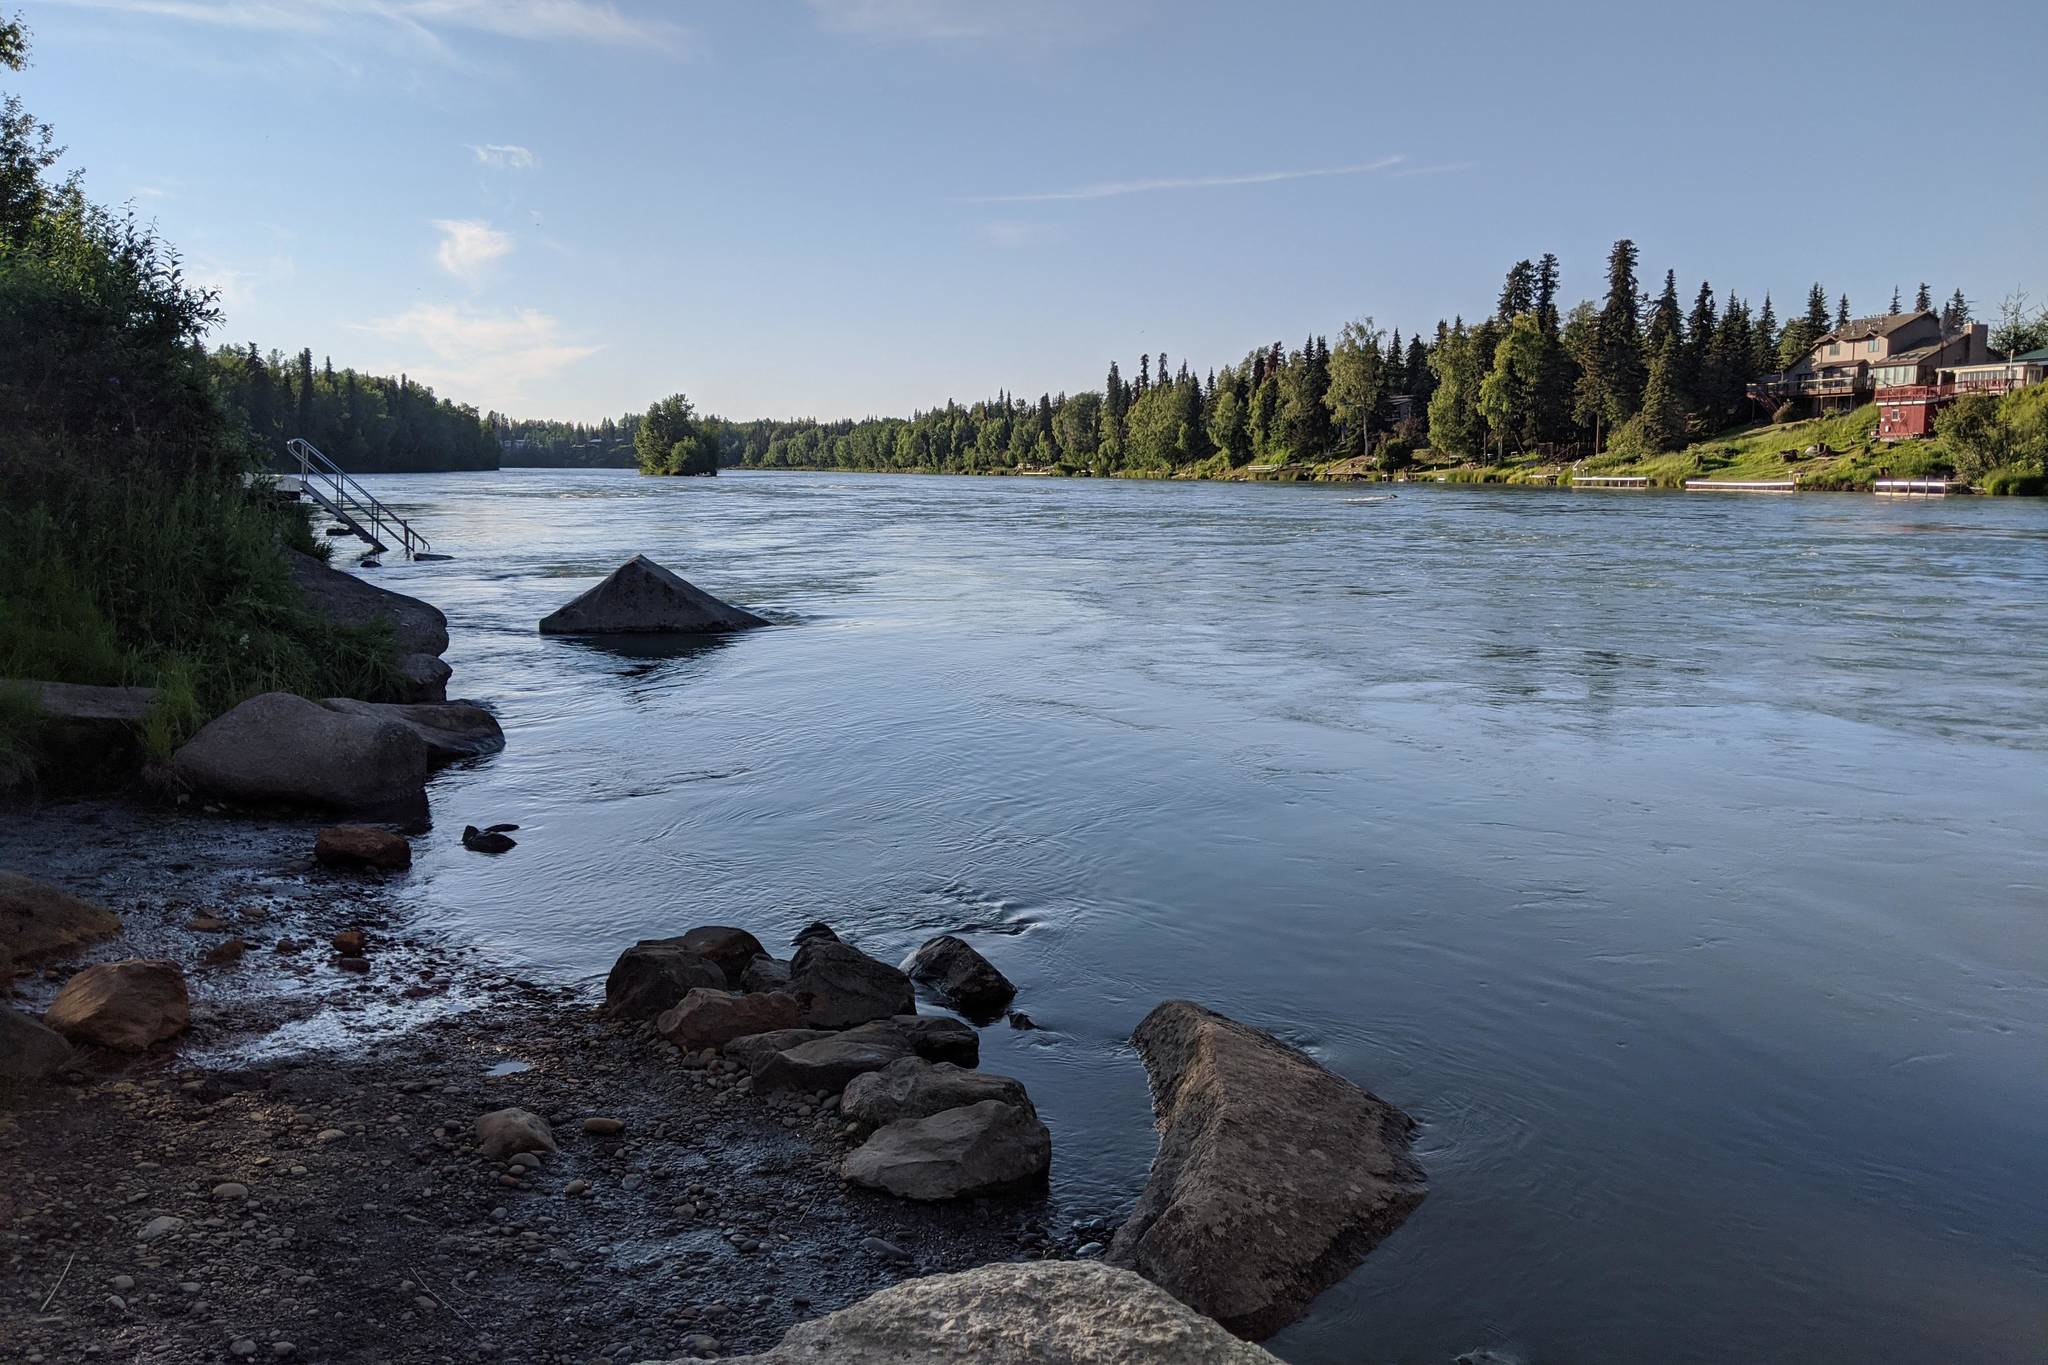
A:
[0,871,121,982]
[840,1100,1051,1201]
[203,938,248,967]
[1105,1001,1427,1340]
[331,930,368,956]
[335,956,371,974]
[43,959,190,1051]
[675,925,768,987]
[788,939,915,1029]
[314,825,412,872]
[475,1107,555,1160]
[602,941,728,1020]
[656,989,801,1052]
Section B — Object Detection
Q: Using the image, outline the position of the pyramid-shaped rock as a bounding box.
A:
[538,555,767,635]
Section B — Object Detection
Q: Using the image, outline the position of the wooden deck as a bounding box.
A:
[1685,478,1798,493]
[1873,479,1968,497]
[1571,475,1650,488]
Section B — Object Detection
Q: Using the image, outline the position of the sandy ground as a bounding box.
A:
[0,801,1082,1365]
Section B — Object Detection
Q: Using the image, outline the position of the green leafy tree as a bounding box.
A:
[1325,317,1386,456]
[1426,319,1484,460]
[635,394,716,476]
[1205,374,1251,466]
[1478,313,1546,458]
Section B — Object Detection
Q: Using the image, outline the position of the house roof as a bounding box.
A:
[2017,347,2048,362]
[1879,343,1942,365]
[1819,310,1932,345]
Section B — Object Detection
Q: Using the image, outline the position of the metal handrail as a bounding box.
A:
[285,437,431,558]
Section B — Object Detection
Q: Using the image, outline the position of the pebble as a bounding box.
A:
[212,1182,250,1201]
[230,1340,257,1358]
[271,1345,295,1358]
[860,1236,911,1264]
[564,1179,591,1197]
[582,1116,625,1136]
[621,1174,641,1191]
[110,1274,135,1291]
[314,1129,347,1144]
[137,1215,186,1243]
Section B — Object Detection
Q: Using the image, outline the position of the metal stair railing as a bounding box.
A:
[285,437,432,559]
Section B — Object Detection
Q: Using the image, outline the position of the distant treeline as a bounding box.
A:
[212,345,499,473]
[710,248,2016,477]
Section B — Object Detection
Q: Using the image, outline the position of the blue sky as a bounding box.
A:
[13,0,2046,422]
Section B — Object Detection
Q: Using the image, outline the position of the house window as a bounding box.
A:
[1868,340,1878,352]
[1829,343,1839,356]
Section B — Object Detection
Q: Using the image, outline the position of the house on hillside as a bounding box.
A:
[1877,345,2048,440]
[1752,310,1989,416]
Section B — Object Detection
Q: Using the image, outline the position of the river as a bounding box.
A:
[349,468,2048,1364]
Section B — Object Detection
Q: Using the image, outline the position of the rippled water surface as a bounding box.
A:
[351,468,2048,1363]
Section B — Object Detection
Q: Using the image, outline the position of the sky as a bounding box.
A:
[12,0,2047,423]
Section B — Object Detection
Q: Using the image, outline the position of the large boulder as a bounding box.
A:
[905,934,1016,1018]
[841,1058,1031,1132]
[788,938,914,1030]
[655,988,801,1051]
[171,692,429,812]
[719,1028,833,1071]
[43,959,190,1051]
[393,653,452,704]
[840,1099,1050,1201]
[1105,1000,1427,1341]
[603,942,729,1020]
[318,699,504,766]
[475,1107,556,1160]
[740,955,791,993]
[288,551,449,657]
[538,556,767,636]
[313,824,412,872]
[0,1007,74,1083]
[642,1261,1280,1365]
[0,871,121,982]
[672,925,767,987]
[880,1014,979,1067]
[750,1027,915,1094]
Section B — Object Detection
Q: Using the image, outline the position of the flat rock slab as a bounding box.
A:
[1105,1000,1426,1340]
[44,959,190,1051]
[172,692,429,812]
[639,1261,1281,1364]
[539,555,767,635]
[841,1099,1050,1201]
[319,699,504,766]
[751,1029,915,1094]
[0,870,121,982]
[841,1058,1031,1132]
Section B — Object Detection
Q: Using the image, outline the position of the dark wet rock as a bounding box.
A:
[841,1058,1030,1133]
[792,920,839,946]
[740,954,791,993]
[173,692,429,812]
[655,989,801,1052]
[314,824,412,872]
[0,870,121,982]
[393,653,452,704]
[44,959,190,1051]
[788,938,914,1030]
[288,550,449,657]
[721,1028,833,1072]
[877,1014,979,1067]
[537,555,767,635]
[461,826,517,854]
[331,930,368,956]
[603,942,728,1020]
[750,1028,915,1094]
[475,1107,556,1160]
[7,681,155,795]
[318,699,504,766]
[0,1006,73,1083]
[1105,1000,1427,1341]
[1007,1011,1038,1030]
[841,1100,1051,1201]
[666,1262,1280,1365]
[905,934,1015,1018]
[674,926,767,987]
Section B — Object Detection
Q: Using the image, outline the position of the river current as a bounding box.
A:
[348,468,2048,1364]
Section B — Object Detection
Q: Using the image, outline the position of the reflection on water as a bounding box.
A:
[357,469,2048,1365]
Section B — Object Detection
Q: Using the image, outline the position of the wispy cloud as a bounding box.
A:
[1394,161,1476,178]
[353,303,598,407]
[967,156,1407,204]
[188,252,297,314]
[432,218,512,283]
[48,0,688,53]
[468,143,537,170]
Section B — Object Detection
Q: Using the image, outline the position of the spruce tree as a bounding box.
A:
[1646,269,1683,356]
[1594,239,1647,426]
[1942,289,1970,331]
[1638,334,1686,454]
[1915,282,1932,312]
[1754,294,1778,374]
[1497,259,1536,321]
[1889,286,1902,314]
[1836,293,1850,328]
[1683,282,1716,415]
[1535,252,1562,336]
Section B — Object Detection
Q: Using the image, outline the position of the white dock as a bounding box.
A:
[1685,478,1798,493]
[1873,479,1967,497]
[1571,475,1650,488]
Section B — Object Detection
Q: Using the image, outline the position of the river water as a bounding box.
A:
[350,468,2048,1364]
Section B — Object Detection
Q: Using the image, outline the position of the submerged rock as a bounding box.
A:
[475,1107,556,1160]
[44,959,190,1051]
[537,555,767,635]
[461,825,517,854]
[0,1006,74,1083]
[841,1099,1050,1201]
[318,699,504,766]
[313,824,412,872]
[841,1058,1031,1132]
[603,942,729,1020]
[172,692,428,812]
[651,1261,1280,1364]
[0,871,121,982]
[655,988,801,1052]
[788,938,915,1030]
[905,934,1016,1017]
[1105,1000,1427,1340]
